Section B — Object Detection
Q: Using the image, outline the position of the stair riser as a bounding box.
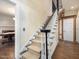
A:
[22,52,40,59]
[32,42,41,48]
[28,49,40,56]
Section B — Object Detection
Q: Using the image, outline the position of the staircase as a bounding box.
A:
[20,32,43,59]
[19,9,58,59]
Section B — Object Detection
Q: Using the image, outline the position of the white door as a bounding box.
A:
[63,18,74,42]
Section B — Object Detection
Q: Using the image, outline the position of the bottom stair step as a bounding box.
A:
[22,50,40,59]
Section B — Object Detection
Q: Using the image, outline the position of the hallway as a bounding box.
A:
[52,40,79,59]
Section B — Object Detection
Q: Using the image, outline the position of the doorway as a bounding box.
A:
[62,16,76,42]
[63,17,74,42]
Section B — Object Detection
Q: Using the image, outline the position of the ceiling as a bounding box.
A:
[62,0,79,11]
[1,0,79,16]
[0,0,15,16]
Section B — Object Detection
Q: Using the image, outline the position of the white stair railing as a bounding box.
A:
[41,10,58,59]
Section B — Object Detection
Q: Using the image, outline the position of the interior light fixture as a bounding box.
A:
[13,17,15,21]
[71,6,74,9]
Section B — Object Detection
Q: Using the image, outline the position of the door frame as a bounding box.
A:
[58,11,64,41]
[61,15,77,42]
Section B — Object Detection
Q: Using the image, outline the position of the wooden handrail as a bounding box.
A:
[43,11,56,29]
[43,15,53,29]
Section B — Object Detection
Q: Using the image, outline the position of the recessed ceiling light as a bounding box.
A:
[71,6,74,9]
[13,17,15,21]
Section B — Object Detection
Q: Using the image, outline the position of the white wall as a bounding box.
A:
[76,10,79,43]
[0,0,15,16]
[59,20,63,39]
[15,0,52,59]
[64,10,78,16]
[0,14,15,39]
